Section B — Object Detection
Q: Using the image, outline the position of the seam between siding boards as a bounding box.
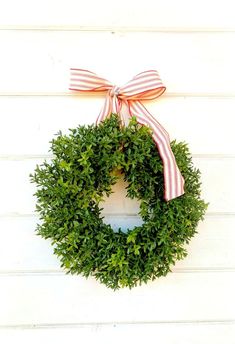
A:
[1,26,235,33]
[0,93,235,98]
[0,320,234,330]
[0,154,234,161]
[0,269,235,276]
[0,212,234,218]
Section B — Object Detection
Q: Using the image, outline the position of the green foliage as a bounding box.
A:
[30,114,208,289]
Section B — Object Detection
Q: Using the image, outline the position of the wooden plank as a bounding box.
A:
[0,217,60,271]
[0,323,234,344]
[195,158,235,213]
[0,96,234,155]
[0,0,235,30]
[0,32,234,94]
[0,158,234,215]
[0,215,234,272]
[1,272,234,325]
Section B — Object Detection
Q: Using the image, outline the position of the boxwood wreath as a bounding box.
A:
[31,114,208,289]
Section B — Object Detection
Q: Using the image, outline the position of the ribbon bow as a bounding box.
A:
[69,69,184,201]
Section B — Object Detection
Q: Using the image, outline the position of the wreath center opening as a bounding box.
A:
[100,174,144,233]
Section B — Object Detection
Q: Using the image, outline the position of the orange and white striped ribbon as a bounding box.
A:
[69,69,184,201]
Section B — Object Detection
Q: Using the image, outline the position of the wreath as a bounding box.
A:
[31,114,207,289]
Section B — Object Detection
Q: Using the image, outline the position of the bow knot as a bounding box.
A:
[110,85,120,97]
[69,68,185,201]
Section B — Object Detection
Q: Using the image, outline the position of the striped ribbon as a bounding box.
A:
[69,69,184,201]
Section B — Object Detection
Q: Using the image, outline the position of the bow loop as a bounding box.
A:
[119,70,166,100]
[69,69,184,201]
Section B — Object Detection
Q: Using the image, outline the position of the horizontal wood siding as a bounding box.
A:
[0,2,234,342]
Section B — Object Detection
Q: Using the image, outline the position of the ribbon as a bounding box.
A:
[69,69,184,201]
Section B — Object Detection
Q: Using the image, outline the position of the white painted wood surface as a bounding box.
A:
[0,1,234,343]
[0,158,234,214]
[1,273,234,325]
[0,96,235,155]
[0,0,235,30]
[0,32,235,95]
[1,323,234,344]
[0,215,234,272]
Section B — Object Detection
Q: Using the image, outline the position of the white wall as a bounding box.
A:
[0,1,235,342]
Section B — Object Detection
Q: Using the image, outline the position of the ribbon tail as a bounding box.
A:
[96,94,112,125]
[128,100,185,201]
[111,94,125,125]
